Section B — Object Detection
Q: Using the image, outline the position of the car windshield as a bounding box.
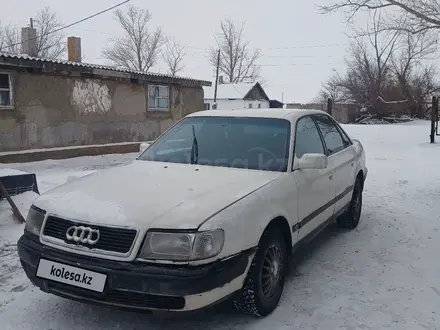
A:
[138,116,291,172]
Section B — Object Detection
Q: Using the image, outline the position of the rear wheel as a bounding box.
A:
[234,227,288,317]
[338,177,363,229]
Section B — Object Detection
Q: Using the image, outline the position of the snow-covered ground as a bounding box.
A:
[1,120,440,329]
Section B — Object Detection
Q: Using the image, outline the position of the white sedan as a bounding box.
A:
[18,109,367,317]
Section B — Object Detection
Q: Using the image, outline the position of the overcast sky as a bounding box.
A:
[1,0,360,103]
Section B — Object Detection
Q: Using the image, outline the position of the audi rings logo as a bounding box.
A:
[66,226,100,245]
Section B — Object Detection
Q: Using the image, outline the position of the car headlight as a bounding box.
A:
[24,205,46,236]
[139,229,225,261]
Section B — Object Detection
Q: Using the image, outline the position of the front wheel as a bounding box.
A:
[233,227,288,317]
[338,177,363,229]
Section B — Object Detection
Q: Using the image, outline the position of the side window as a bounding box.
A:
[314,115,346,155]
[148,85,169,111]
[332,119,352,146]
[338,128,351,146]
[294,116,325,159]
[0,73,12,107]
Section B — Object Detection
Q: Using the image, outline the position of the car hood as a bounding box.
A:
[34,160,282,230]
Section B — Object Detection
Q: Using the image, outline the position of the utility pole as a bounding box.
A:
[430,96,438,143]
[327,98,333,116]
[213,49,220,110]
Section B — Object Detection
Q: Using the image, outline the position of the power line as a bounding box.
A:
[0,0,130,52]
[26,24,347,52]
[185,43,349,51]
[257,62,343,67]
[189,60,344,68]
[185,50,341,60]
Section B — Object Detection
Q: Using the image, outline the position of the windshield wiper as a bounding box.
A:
[190,125,199,164]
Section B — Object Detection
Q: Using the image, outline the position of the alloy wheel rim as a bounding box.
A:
[261,243,283,300]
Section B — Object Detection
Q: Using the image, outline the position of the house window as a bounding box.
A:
[0,73,12,108]
[204,103,210,110]
[148,85,169,110]
[248,103,253,108]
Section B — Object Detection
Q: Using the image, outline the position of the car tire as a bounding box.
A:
[337,176,363,229]
[233,226,288,317]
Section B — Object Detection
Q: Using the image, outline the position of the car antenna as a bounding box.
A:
[190,125,199,165]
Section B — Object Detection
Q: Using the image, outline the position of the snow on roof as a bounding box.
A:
[203,83,257,99]
[0,53,211,86]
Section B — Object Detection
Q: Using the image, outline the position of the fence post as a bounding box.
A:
[327,98,333,116]
[430,96,437,143]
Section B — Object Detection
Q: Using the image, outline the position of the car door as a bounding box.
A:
[313,114,356,216]
[292,115,337,241]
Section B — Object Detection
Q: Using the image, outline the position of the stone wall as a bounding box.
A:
[0,72,203,151]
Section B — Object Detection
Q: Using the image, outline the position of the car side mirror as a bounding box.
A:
[296,153,328,170]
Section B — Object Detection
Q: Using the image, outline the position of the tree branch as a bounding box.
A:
[102,5,166,72]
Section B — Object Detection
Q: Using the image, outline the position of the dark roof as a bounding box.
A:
[245,82,270,101]
[203,81,269,100]
[0,53,212,87]
[269,99,284,108]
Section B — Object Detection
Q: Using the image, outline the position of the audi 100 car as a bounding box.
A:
[18,109,367,317]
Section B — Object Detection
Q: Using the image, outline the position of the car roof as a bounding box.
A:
[187,108,329,120]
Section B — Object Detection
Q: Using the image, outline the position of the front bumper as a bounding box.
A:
[17,232,253,312]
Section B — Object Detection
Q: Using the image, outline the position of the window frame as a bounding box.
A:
[291,114,327,171]
[148,84,169,111]
[312,114,349,156]
[0,72,13,109]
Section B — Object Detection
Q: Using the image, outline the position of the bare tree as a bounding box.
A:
[0,23,20,54]
[209,18,261,83]
[319,17,439,118]
[102,5,166,72]
[319,0,440,36]
[391,32,439,116]
[0,7,65,59]
[163,39,185,76]
[330,12,399,110]
[392,32,437,80]
[318,1,440,118]
[315,72,348,104]
[318,12,403,115]
[364,12,400,104]
[33,6,66,59]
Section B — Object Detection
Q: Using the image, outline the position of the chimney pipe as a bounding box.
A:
[21,27,37,57]
[67,36,82,62]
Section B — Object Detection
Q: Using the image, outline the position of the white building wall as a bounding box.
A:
[204,99,270,110]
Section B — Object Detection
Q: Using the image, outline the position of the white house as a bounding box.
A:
[203,81,270,110]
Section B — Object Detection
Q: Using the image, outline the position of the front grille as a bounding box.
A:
[49,282,185,310]
[42,216,137,254]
